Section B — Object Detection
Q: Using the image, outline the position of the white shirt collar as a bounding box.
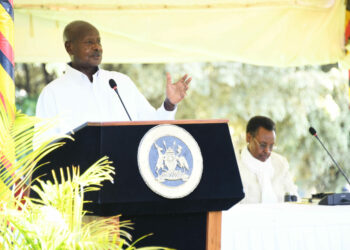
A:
[241,147,272,173]
[65,63,101,82]
[241,147,277,203]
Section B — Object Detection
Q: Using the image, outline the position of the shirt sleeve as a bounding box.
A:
[35,86,62,143]
[36,86,58,119]
[280,157,299,198]
[155,102,177,120]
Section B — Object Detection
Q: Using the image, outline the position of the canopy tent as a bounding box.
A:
[14,0,346,67]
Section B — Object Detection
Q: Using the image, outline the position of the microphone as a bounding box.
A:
[309,126,350,186]
[109,79,132,121]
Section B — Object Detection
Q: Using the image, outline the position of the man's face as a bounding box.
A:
[66,27,103,69]
[246,127,276,162]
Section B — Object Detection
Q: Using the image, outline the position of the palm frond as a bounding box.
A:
[0,98,70,202]
[26,157,137,249]
[2,163,169,250]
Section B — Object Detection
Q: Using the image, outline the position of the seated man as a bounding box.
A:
[238,116,298,203]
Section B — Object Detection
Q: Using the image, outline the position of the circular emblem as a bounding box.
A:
[138,124,203,199]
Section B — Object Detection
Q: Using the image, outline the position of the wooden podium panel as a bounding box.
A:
[207,211,222,250]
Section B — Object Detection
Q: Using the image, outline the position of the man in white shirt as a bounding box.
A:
[238,116,298,203]
[36,20,192,135]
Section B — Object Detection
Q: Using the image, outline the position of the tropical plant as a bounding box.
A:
[2,157,133,249]
[0,95,66,248]
[0,95,64,209]
[0,97,171,249]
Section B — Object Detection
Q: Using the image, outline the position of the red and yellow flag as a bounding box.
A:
[0,0,14,116]
[0,0,15,191]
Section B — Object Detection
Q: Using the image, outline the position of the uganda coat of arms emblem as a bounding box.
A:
[137,124,203,199]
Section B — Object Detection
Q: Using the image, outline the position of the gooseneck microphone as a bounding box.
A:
[309,127,350,186]
[109,79,132,121]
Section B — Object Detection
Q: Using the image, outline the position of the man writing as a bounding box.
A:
[238,116,298,203]
[36,20,191,134]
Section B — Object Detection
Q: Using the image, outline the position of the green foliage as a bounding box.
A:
[15,63,59,115]
[0,98,66,202]
[15,95,38,116]
[5,158,135,249]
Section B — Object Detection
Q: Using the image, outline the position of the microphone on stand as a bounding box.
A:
[309,126,350,205]
[309,127,350,186]
[109,79,132,121]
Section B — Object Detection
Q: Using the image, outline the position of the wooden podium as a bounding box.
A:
[33,120,244,250]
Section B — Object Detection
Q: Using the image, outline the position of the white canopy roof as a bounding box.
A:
[14,0,346,66]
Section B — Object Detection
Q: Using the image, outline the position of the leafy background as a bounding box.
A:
[15,62,350,197]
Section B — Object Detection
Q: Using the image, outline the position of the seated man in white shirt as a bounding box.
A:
[238,116,298,203]
[36,20,191,135]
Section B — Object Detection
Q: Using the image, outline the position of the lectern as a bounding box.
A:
[33,120,244,250]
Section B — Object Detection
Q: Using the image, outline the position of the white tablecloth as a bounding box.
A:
[222,203,350,250]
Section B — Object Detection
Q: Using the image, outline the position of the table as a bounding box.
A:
[222,203,350,250]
